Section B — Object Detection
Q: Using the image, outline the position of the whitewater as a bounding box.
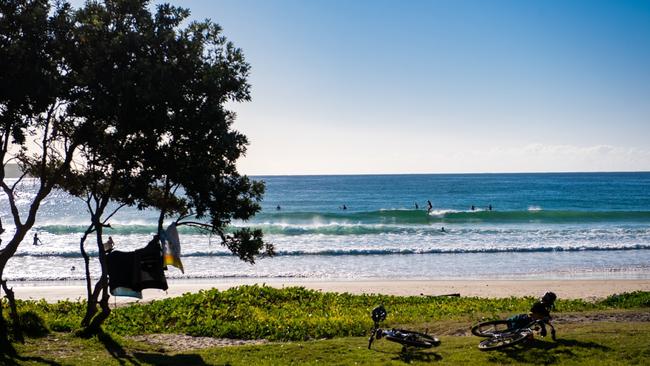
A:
[2,172,650,281]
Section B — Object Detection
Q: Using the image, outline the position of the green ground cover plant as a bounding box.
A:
[8,286,650,341]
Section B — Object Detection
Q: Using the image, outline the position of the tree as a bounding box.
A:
[0,0,78,346]
[1,0,273,340]
[54,0,273,335]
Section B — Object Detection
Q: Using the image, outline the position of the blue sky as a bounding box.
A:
[70,0,650,174]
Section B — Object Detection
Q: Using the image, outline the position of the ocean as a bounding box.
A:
[2,172,650,282]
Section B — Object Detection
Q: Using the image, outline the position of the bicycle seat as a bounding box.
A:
[371,306,387,323]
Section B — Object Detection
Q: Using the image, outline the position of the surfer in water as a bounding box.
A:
[427,200,433,213]
[33,233,43,246]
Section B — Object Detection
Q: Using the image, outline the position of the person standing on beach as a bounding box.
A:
[104,236,115,253]
[33,233,43,246]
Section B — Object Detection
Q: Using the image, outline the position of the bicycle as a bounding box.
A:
[471,317,556,351]
[368,306,441,350]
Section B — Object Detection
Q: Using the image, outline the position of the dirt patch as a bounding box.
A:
[23,334,80,359]
[554,310,650,324]
[127,333,268,352]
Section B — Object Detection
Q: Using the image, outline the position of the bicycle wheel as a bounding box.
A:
[477,329,532,351]
[386,329,441,348]
[471,320,510,337]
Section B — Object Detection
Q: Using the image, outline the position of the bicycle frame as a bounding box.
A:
[476,317,556,351]
[476,317,556,339]
[515,318,556,340]
[368,306,440,350]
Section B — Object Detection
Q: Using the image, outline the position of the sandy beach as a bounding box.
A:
[9,279,650,303]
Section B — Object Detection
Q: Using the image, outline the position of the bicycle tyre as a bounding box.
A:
[477,329,532,351]
[471,320,510,337]
[385,329,441,348]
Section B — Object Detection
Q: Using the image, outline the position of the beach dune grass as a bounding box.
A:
[8,285,650,341]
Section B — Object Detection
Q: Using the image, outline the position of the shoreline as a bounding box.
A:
[9,278,650,303]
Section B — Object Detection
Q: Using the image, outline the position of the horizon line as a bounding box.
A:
[247,170,650,177]
[4,163,648,178]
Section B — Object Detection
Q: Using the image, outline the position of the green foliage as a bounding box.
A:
[16,311,49,338]
[14,286,650,342]
[0,0,71,143]
[20,285,650,340]
[14,298,86,332]
[597,291,650,308]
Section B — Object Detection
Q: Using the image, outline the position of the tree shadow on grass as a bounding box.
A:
[0,354,63,366]
[133,352,207,366]
[96,331,141,365]
[96,331,206,366]
[1,347,62,366]
[488,338,611,364]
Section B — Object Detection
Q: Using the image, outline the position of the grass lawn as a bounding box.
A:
[6,319,650,365]
[3,288,649,365]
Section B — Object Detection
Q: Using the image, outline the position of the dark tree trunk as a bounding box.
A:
[80,217,111,336]
[81,283,111,337]
[1,280,23,344]
[81,280,101,328]
[79,277,111,337]
[0,282,8,349]
[0,230,30,347]
[79,229,97,327]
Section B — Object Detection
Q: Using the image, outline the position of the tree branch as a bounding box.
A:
[0,181,22,228]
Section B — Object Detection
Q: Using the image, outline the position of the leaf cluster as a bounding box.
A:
[2,0,270,260]
[59,0,270,259]
[0,0,70,145]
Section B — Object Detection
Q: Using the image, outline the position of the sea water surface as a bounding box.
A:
[1,172,650,281]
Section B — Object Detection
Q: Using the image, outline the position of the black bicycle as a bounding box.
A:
[471,317,556,351]
[368,306,441,350]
